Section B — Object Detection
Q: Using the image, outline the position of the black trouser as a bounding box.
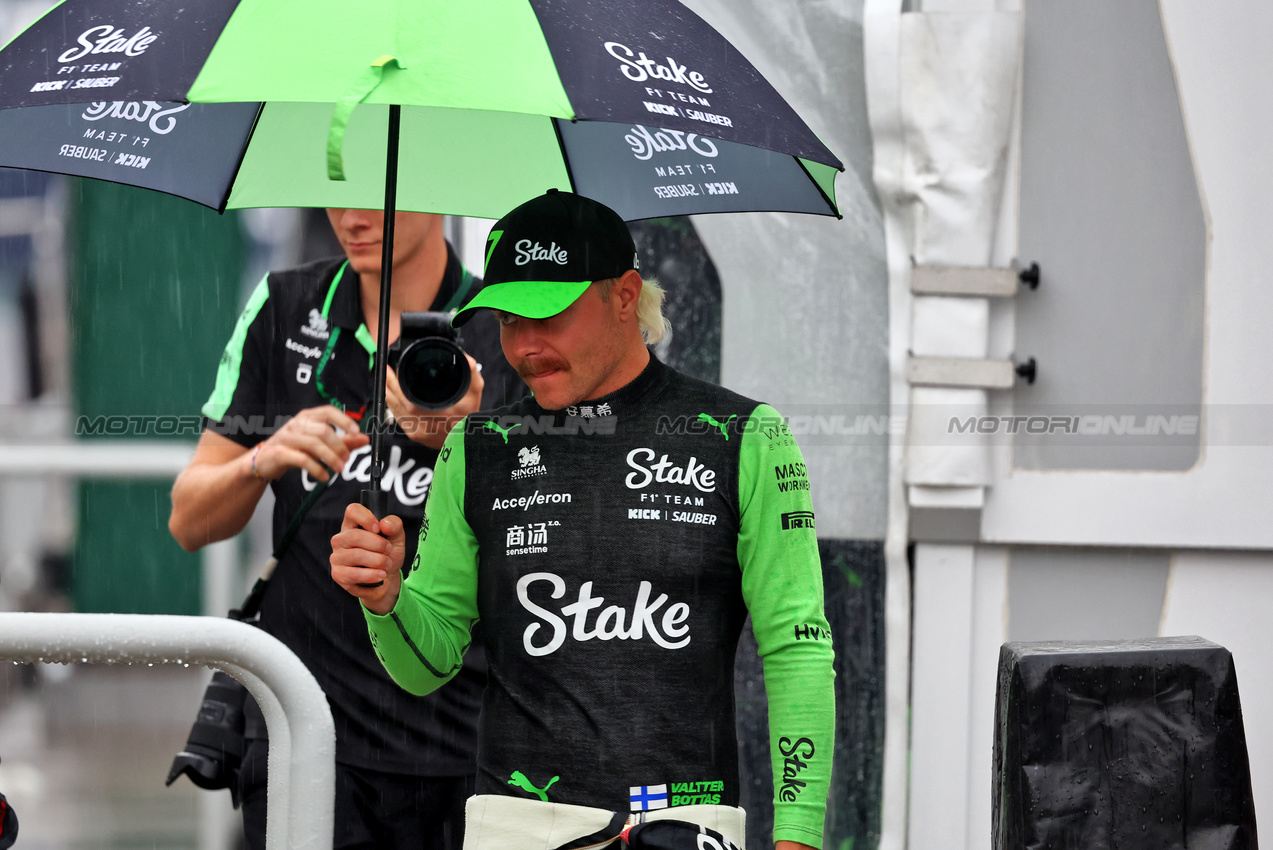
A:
[239,737,473,850]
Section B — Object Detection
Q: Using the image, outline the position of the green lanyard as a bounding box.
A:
[313,261,475,413]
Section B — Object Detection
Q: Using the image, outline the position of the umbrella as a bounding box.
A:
[0,0,845,498]
[0,99,840,221]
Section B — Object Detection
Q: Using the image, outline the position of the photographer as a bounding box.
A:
[169,208,523,850]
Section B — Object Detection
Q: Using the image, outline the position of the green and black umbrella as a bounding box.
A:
[0,0,844,493]
[0,0,843,220]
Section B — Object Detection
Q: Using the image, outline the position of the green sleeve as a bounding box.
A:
[202,274,271,426]
[364,421,481,695]
[737,404,836,849]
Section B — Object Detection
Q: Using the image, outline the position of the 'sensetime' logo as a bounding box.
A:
[506,521,553,556]
[604,42,712,94]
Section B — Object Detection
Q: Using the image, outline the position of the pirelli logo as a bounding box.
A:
[780,510,815,531]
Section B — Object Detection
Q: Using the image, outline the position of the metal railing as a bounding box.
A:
[0,440,297,849]
[0,613,334,850]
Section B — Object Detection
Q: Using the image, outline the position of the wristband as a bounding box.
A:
[250,443,264,479]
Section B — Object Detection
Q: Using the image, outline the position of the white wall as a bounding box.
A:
[981,0,1273,549]
[883,2,1273,848]
[1161,551,1273,832]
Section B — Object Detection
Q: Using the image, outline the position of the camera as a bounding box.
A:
[387,312,472,410]
[165,670,247,807]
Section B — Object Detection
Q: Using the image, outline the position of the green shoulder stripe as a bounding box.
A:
[202,275,270,422]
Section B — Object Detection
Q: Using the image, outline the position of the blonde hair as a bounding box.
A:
[596,276,671,346]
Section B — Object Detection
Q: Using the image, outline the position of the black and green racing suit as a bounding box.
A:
[365,356,835,847]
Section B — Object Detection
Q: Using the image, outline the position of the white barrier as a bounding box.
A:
[0,613,334,850]
[0,440,252,848]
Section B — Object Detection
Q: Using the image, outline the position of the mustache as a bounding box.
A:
[516,357,569,379]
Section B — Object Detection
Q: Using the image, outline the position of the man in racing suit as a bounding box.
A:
[331,191,835,850]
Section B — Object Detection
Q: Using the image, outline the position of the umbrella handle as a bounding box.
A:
[355,488,389,588]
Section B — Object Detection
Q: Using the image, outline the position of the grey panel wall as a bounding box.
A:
[1007,546,1170,643]
[1014,0,1205,471]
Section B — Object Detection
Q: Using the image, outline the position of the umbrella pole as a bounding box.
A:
[358,105,401,573]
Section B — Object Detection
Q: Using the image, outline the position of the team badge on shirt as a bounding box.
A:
[511,444,547,480]
[630,784,669,811]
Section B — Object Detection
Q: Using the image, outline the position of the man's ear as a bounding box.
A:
[612,269,644,321]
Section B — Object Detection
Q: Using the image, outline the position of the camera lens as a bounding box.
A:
[397,338,471,409]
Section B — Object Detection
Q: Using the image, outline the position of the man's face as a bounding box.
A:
[495,284,629,410]
[325,208,441,277]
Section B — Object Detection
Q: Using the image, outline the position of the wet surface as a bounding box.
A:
[0,663,239,849]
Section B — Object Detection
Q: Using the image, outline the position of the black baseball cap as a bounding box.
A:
[452,189,639,327]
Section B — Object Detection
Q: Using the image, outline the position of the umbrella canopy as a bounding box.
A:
[0,0,845,499]
[0,0,843,220]
[0,98,839,221]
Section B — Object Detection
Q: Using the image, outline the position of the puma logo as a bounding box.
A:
[697,413,737,440]
[485,420,514,444]
[508,770,559,802]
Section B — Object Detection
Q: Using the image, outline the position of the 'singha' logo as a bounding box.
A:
[299,308,329,339]
[604,42,712,93]
[59,26,158,64]
[518,446,541,468]
[511,444,547,480]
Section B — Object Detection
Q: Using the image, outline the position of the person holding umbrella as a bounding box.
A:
[331,190,835,850]
[169,207,523,850]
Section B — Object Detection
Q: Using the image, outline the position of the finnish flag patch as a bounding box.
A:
[629,784,668,811]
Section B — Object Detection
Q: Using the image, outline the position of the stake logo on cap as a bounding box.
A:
[453,189,638,327]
